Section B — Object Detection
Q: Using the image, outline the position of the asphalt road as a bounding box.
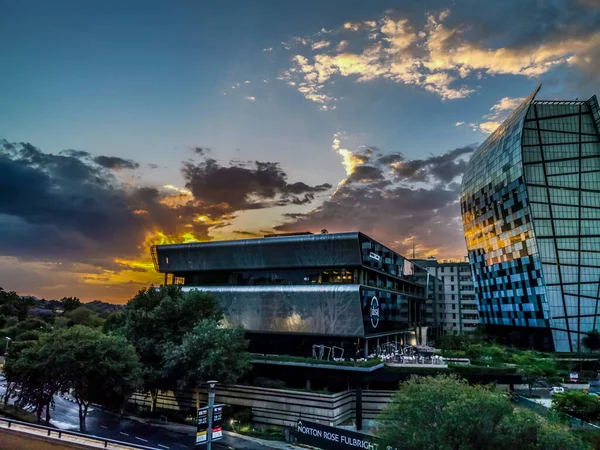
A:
[0,375,238,450]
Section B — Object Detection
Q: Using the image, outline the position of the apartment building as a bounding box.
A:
[412,257,480,334]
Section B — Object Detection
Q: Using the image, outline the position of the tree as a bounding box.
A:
[66,307,104,328]
[39,326,142,432]
[163,320,249,408]
[583,330,600,353]
[61,297,81,312]
[117,286,225,412]
[512,351,557,395]
[4,339,62,424]
[377,375,587,450]
[552,391,600,424]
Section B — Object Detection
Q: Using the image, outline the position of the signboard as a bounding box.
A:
[212,405,223,441]
[570,372,579,382]
[369,252,381,262]
[296,419,397,450]
[370,297,380,328]
[196,407,208,445]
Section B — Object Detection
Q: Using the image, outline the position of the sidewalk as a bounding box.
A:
[123,413,301,450]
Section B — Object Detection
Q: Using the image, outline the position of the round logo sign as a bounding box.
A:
[370,296,380,328]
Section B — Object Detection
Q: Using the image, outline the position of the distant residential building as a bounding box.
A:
[412,257,479,335]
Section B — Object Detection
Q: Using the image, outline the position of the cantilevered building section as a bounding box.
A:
[151,232,430,357]
[461,86,600,352]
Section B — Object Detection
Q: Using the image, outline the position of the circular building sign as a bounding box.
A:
[370,296,380,328]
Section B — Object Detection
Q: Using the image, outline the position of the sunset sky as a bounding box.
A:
[1,0,599,303]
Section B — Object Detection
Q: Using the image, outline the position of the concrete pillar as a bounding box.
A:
[364,338,369,358]
[306,379,311,390]
[355,383,363,431]
[164,273,168,286]
[376,338,380,354]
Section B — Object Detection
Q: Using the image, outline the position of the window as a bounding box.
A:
[451,285,455,291]
[441,267,444,273]
[452,294,455,300]
[453,314,456,319]
[452,304,456,310]
[451,276,455,282]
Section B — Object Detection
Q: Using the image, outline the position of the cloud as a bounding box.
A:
[455,121,465,126]
[148,163,159,169]
[470,95,526,134]
[245,96,256,101]
[278,5,600,109]
[182,158,332,212]
[192,147,210,155]
[311,41,331,50]
[0,139,331,280]
[275,136,472,258]
[93,155,140,171]
[263,47,273,52]
[232,230,262,237]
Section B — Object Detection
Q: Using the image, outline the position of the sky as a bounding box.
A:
[1,0,599,303]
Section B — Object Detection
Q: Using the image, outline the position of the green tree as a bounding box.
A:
[41,326,142,432]
[513,351,557,394]
[66,307,104,328]
[378,375,587,450]
[117,286,225,412]
[164,320,249,408]
[4,339,62,424]
[61,297,81,312]
[583,330,600,353]
[552,390,600,424]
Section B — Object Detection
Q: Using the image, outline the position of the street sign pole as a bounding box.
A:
[206,381,218,450]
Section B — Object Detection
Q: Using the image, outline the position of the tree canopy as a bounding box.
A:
[552,390,600,424]
[112,285,248,411]
[378,375,587,450]
[5,326,142,431]
[582,330,600,353]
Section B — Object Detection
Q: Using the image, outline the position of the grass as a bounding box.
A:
[0,402,43,424]
[226,423,284,441]
[250,354,383,368]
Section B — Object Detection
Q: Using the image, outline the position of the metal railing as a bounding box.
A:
[0,416,160,449]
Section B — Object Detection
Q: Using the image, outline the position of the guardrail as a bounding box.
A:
[0,416,160,449]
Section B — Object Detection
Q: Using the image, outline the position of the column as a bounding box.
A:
[355,383,363,431]
[364,338,369,358]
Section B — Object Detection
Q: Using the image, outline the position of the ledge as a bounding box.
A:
[250,359,385,372]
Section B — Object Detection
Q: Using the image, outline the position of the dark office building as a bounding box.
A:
[151,232,430,357]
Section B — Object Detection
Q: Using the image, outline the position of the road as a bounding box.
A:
[0,374,257,450]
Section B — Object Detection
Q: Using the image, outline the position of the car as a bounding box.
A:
[550,386,565,396]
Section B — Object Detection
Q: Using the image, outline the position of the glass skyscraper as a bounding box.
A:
[461,86,600,352]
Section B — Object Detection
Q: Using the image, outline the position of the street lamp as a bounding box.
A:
[4,337,11,356]
[206,380,218,450]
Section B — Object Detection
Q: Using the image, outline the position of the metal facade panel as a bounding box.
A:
[182,285,366,337]
[153,233,362,273]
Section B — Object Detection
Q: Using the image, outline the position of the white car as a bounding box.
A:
[550,386,565,396]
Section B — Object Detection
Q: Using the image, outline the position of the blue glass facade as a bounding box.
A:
[461,86,600,351]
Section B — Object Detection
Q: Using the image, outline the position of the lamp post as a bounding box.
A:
[4,337,11,356]
[206,380,218,450]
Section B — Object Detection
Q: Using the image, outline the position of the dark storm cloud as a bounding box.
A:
[277,144,476,258]
[93,155,140,171]
[232,230,262,237]
[387,146,475,183]
[192,147,210,155]
[59,149,91,158]
[182,158,332,210]
[345,165,386,184]
[0,140,331,269]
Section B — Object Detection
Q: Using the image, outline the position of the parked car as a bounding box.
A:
[550,386,565,396]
